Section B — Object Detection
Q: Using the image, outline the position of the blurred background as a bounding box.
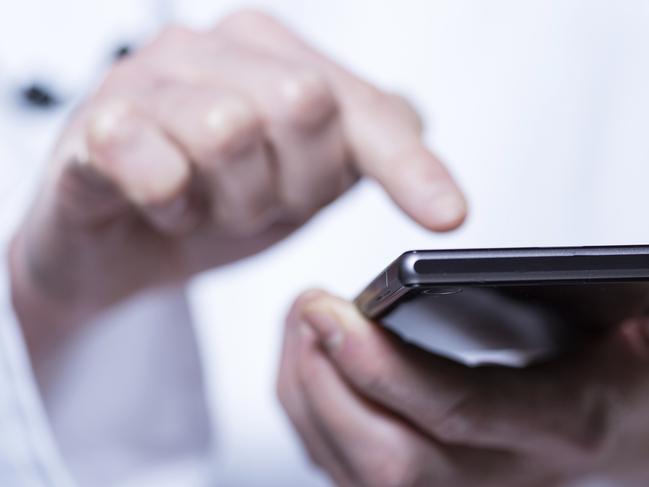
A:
[2,0,649,485]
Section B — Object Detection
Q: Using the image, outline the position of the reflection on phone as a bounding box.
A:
[380,283,649,367]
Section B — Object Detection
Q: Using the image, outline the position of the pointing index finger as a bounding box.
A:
[340,89,468,231]
[217,11,468,231]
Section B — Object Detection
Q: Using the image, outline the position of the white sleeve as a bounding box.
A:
[1,246,211,487]
[0,114,210,487]
[0,250,74,487]
[0,108,74,486]
[40,286,212,487]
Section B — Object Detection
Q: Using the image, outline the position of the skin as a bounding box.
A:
[278,290,649,487]
[9,12,466,371]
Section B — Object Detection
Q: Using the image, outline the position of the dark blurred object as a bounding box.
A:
[113,43,133,60]
[20,83,59,109]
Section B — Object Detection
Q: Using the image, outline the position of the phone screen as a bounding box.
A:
[379,282,649,367]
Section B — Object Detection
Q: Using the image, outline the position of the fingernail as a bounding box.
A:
[303,307,345,353]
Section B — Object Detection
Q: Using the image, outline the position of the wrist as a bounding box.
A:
[9,229,95,354]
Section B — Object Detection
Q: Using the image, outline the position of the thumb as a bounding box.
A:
[297,290,649,462]
[294,288,472,438]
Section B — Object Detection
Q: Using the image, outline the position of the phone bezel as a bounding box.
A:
[355,245,649,319]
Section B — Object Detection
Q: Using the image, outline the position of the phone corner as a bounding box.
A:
[397,251,420,284]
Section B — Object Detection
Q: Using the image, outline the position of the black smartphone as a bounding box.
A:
[355,245,649,366]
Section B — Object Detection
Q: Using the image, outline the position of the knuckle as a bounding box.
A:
[199,97,261,160]
[277,70,337,128]
[86,98,137,149]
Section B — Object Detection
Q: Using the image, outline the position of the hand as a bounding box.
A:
[278,290,649,487]
[9,11,466,351]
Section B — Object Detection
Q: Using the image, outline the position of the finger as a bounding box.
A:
[295,347,527,487]
[298,290,472,438]
[86,98,195,234]
[145,84,279,235]
[285,291,540,486]
[218,11,467,231]
[292,303,440,486]
[277,292,355,486]
[298,291,649,462]
[251,66,347,214]
[203,45,349,215]
[338,87,467,232]
[269,69,348,215]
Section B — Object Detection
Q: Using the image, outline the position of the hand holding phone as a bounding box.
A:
[280,287,649,486]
